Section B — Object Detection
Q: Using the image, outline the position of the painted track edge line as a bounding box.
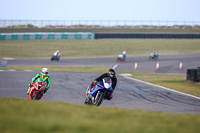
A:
[122,75,200,100]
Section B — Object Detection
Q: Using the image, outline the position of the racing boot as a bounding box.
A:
[27,83,33,95]
[27,87,31,95]
[86,86,90,98]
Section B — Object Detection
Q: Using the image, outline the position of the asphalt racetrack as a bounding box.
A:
[1,53,200,114]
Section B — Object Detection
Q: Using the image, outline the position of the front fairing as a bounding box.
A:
[90,81,113,97]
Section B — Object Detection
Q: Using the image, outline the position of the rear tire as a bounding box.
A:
[84,98,89,104]
[149,56,152,61]
[84,98,93,105]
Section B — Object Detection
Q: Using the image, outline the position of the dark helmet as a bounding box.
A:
[107,68,116,78]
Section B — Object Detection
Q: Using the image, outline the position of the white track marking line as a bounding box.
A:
[112,64,118,69]
[0,69,33,72]
[23,70,33,72]
[8,69,16,71]
[2,58,15,60]
[120,74,200,100]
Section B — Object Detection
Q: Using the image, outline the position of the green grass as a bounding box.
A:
[0,39,200,58]
[0,65,111,73]
[0,97,200,133]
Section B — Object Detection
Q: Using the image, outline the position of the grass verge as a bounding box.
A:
[0,65,111,73]
[0,39,200,58]
[0,97,200,133]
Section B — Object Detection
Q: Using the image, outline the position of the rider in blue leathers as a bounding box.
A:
[86,68,117,100]
[118,51,126,59]
[153,51,158,58]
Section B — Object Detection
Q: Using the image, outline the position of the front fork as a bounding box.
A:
[93,91,105,105]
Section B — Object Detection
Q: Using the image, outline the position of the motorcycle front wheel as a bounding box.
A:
[93,91,104,106]
[31,90,39,100]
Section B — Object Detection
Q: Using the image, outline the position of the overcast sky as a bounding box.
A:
[0,0,200,21]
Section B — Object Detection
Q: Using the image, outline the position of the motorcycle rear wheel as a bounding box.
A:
[149,56,153,61]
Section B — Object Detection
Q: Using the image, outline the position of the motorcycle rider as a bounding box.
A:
[118,51,126,59]
[153,51,158,58]
[86,68,117,100]
[52,50,60,59]
[27,68,50,95]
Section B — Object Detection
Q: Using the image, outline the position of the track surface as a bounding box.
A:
[1,53,200,114]
[5,53,200,74]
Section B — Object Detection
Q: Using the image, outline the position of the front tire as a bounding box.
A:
[31,90,39,100]
[93,91,104,106]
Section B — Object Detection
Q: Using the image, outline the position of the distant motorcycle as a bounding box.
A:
[84,77,113,106]
[116,55,126,62]
[29,81,46,100]
[116,57,126,62]
[149,54,159,61]
[51,55,60,61]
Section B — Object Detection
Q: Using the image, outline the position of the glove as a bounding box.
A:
[29,83,32,87]
[90,81,98,89]
[93,80,98,86]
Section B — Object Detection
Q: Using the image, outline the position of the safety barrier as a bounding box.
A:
[94,33,200,39]
[186,67,200,82]
[1,32,200,40]
[0,60,7,67]
[0,32,94,40]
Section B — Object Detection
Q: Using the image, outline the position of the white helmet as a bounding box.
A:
[123,51,126,54]
[42,68,48,76]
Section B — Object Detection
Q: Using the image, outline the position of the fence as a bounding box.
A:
[0,20,200,29]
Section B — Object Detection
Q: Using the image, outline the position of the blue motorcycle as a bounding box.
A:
[85,77,113,106]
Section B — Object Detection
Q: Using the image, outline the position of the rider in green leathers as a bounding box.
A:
[27,68,50,94]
